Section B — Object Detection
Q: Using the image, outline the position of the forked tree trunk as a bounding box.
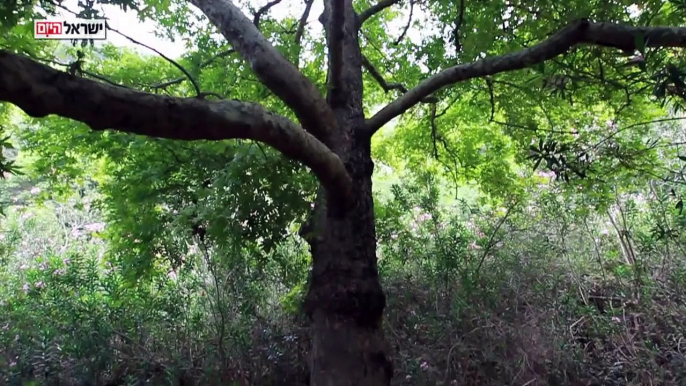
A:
[301,1,393,381]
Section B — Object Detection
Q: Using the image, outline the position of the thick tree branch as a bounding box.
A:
[365,20,686,135]
[188,0,337,145]
[357,0,402,27]
[322,0,366,126]
[0,50,353,203]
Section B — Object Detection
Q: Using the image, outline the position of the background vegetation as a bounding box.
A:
[2,112,686,385]
[2,0,686,385]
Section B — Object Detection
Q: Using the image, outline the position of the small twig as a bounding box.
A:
[493,120,575,134]
[150,49,236,90]
[442,341,460,384]
[360,30,386,58]
[435,94,460,117]
[105,23,201,96]
[491,78,557,129]
[53,0,203,96]
[550,57,634,112]
[196,91,224,100]
[362,55,408,93]
[82,69,129,88]
[362,54,438,102]
[580,117,686,160]
[249,141,270,161]
[569,315,587,333]
[22,53,129,88]
[434,134,463,198]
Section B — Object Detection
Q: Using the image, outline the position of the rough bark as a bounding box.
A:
[303,174,392,386]
[302,0,393,384]
[0,50,353,202]
[188,0,338,146]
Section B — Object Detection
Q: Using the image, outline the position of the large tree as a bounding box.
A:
[2,0,686,384]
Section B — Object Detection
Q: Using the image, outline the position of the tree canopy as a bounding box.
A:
[1,0,686,385]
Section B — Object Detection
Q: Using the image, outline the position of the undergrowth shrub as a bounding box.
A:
[1,171,686,385]
[376,175,686,386]
[0,192,310,386]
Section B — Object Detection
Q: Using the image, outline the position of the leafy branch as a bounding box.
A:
[365,20,686,135]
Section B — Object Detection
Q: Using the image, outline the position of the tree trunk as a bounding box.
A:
[303,167,393,386]
[301,73,393,385]
[301,1,393,383]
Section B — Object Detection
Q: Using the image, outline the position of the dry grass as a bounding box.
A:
[382,261,686,386]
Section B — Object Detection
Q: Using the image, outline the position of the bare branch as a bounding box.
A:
[475,198,519,277]
[253,0,282,29]
[0,50,352,203]
[188,0,337,145]
[30,54,130,89]
[365,20,686,135]
[357,0,402,27]
[362,55,437,102]
[295,0,315,46]
[493,121,573,135]
[430,104,439,159]
[393,0,413,46]
[149,77,190,91]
